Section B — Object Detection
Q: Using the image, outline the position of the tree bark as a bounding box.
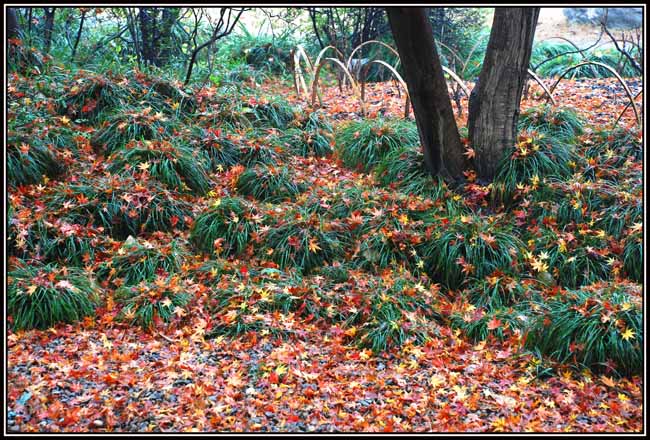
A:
[468,7,540,182]
[387,7,465,181]
[70,9,86,62]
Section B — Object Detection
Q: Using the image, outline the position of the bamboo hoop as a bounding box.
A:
[550,61,640,126]
[311,57,365,115]
[359,59,411,118]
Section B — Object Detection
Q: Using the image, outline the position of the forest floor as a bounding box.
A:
[7,71,643,433]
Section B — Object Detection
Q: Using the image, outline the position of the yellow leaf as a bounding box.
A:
[620,328,635,341]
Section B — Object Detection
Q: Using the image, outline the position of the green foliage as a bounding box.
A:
[191,197,261,257]
[97,235,187,286]
[115,275,192,329]
[279,111,335,157]
[462,272,531,310]
[336,118,419,172]
[8,263,100,330]
[236,164,303,202]
[525,283,642,376]
[108,139,211,195]
[420,214,524,290]
[7,137,64,187]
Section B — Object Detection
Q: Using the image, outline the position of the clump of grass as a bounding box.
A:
[519,104,584,141]
[375,146,445,198]
[284,110,335,157]
[335,118,419,172]
[449,306,531,342]
[190,127,242,170]
[263,208,349,273]
[8,263,101,330]
[108,139,211,195]
[91,106,174,155]
[238,131,283,166]
[420,214,524,290]
[115,274,192,330]
[623,224,642,283]
[7,137,64,187]
[97,235,187,286]
[247,98,297,129]
[492,131,574,206]
[525,282,642,376]
[190,197,261,257]
[236,164,303,202]
[59,73,128,122]
[45,174,192,239]
[526,222,613,289]
[344,278,441,353]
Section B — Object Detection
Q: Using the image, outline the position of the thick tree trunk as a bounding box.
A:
[139,8,157,65]
[7,8,20,40]
[468,7,540,182]
[387,7,465,181]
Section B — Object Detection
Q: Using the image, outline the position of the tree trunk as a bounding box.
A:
[42,7,56,53]
[387,7,465,181]
[7,8,20,40]
[70,9,86,62]
[468,7,540,182]
[139,8,156,65]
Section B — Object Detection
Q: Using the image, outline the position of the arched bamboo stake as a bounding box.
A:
[441,66,470,97]
[359,59,411,118]
[311,57,365,115]
[436,42,466,70]
[549,61,640,125]
[293,45,322,105]
[347,40,401,74]
[614,89,642,128]
[313,46,347,91]
[527,68,556,105]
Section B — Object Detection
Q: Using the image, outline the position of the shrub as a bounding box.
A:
[115,275,192,329]
[8,263,100,330]
[263,209,349,273]
[335,118,419,172]
[525,282,642,376]
[236,164,303,202]
[97,235,187,286]
[108,139,211,195]
[7,137,64,187]
[190,197,261,257]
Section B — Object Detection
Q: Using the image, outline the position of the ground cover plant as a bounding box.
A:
[6,6,643,434]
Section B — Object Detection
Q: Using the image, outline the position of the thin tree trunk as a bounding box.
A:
[468,7,540,182]
[387,7,465,181]
[70,10,86,62]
